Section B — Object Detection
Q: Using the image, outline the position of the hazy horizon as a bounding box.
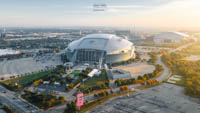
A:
[0,0,200,30]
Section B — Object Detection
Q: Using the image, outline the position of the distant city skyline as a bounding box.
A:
[0,0,200,29]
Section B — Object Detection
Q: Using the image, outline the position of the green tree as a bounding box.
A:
[64,101,78,113]
[61,80,66,85]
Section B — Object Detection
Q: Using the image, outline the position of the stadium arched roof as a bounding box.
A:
[67,34,134,54]
[154,32,189,40]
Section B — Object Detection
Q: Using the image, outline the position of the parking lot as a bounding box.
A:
[29,84,77,102]
[88,83,200,113]
[113,62,155,78]
[0,53,62,80]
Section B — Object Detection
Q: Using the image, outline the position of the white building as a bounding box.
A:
[87,69,101,77]
[153,32,189,44]
[66,34,135,65]
[43,81,50,84]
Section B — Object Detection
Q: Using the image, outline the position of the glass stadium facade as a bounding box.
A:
[65,34,135,65]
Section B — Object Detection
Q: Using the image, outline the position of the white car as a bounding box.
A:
[84,63,89,66]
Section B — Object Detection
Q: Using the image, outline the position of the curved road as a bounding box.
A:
[156,42,195,82]
[156,55,170,82]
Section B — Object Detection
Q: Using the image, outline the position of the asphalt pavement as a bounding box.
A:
[0,85,40,113]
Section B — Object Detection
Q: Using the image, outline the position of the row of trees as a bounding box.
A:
[23,90,66,109]
[80,82,109,94]
[162,44,200,99]
[146,79,159,86]
[115,64,163,87]
[33,79,43,86]
[120,86,128,92]
[115,78,136,86]
[139,64,163,80]
[1,82,21,91]
[148,52,157,65]
[64,101,78,113]
[94,90,109,98]
[111,58,138,67]
[32,65,69,86]
[79,68,93,78]
[65,76,83,91]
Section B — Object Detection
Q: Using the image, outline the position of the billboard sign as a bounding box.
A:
[77,93,84,107]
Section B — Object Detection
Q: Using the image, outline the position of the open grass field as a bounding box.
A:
[72,70,81,75]
[2,69,54,87]
[81,71,108,88]
[69,70,81,78]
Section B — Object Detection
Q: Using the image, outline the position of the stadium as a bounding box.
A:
[153,32,189,44]
[65,34,135,65]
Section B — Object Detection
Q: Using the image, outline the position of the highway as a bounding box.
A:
[0,85,40,113]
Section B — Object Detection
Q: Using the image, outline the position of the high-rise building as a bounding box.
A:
[0,33,6,38]
[1,28,6,38]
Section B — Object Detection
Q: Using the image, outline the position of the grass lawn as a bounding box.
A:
[69,70,81,78]
[72,70,81,75]
[2,70,54,87]
[81,72,108,88]
[172,77,186,86]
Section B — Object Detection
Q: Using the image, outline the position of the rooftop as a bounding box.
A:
[67,34,134,54]
[154,32,189,40]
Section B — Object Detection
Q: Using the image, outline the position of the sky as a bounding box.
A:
[0,0,200,29]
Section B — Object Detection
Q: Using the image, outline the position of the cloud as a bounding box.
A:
[88,4,148,13]
[108,5,145,9]
[106,5,148,13]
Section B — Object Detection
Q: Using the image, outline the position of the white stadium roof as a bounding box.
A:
[154,32,189,40]
[67,34,133,54]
